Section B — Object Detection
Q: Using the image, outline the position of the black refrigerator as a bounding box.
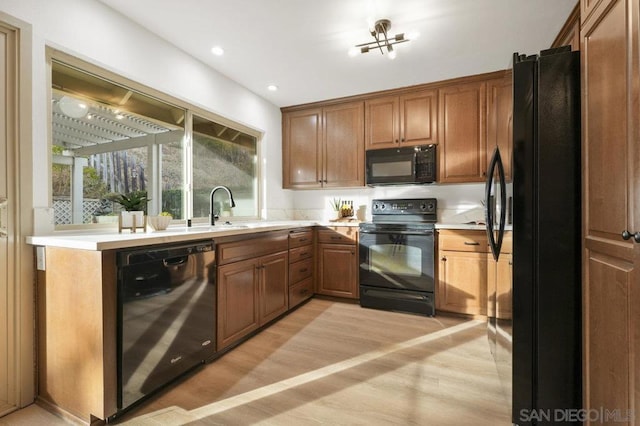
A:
[485,46,582,425]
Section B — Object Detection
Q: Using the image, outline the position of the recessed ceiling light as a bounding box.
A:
[267,85,278,91]
[115,114,124,120]
[211,46,224,56]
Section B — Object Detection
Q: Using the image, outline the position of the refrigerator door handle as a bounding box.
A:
[485,147,505,261]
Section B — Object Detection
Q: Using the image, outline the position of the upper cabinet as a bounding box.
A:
[552,2,581,51]
[364,89,438,150]
[438,81,487,183]
[281,71,507,189]
[486,74,513,181]
[282,101,364,189]
[282,108,322,189]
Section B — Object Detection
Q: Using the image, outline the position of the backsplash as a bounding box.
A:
[287,183,486,223]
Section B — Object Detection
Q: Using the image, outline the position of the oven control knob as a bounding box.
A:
[373,203,379,211]
[380,204,386,210]
[420,203,427,210]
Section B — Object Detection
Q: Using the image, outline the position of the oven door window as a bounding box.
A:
[359,232,434,292]
[370,243,421,277]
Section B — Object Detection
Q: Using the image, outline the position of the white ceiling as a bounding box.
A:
[98,0,577,108]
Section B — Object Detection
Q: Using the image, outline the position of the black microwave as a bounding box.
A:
[365,144,437,186]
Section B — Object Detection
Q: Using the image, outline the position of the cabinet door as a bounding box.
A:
[259,251,289,324]
[582,0,640,419]
[323,101,365,187]
[282,108,322,189]
[486,76,513,180]
[317,243,358,298]
[581,0,604,25]
[438,81,487,183]
[438,251,488,315]
[217,258,260,350]
[400,89,438,147]
[365,95,399,149]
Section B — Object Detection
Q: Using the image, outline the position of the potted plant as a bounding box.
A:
[112,191,149,228]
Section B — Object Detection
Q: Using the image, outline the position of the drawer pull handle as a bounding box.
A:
[301,289,309,295]
[299,268,308,273]
[464,241,480,246]
[299,238,308,242]
[330,236,342,240]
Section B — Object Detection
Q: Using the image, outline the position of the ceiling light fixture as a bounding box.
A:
[267,85,278,91]
[354,19,410,60]
[58,95,89,119]
[211,46,224,56]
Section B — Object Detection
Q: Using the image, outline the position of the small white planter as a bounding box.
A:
[120,211,144,228]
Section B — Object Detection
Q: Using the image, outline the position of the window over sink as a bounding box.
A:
[49,53,260,227]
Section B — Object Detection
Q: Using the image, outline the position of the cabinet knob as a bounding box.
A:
[621,230,640,242]
[441,256,447,262]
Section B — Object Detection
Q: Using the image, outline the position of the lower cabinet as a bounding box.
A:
[217,233,289,351]
[316,227,359,299]
[437,230,489,316]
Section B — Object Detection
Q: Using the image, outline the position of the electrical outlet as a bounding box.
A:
[36,246,46,271]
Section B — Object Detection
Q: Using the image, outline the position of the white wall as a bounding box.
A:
[0,0,292,231]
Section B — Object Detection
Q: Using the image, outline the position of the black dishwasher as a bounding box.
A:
[117,240,216,411]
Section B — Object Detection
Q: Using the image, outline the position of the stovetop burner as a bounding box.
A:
[370,198,437,223]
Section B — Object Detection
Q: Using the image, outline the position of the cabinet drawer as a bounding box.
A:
[438,230,490,253]
[289,277,313,308]
[289,245,313,263]
[218,232,289,265]
[289,258,313,284]
[289,229,313,248]
[317,227,357,244]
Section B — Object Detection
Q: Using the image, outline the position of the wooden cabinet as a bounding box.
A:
[486,74,513,180]
[217,232,289,350]
[552,2,580,51]
[288,228,314,308]
[37,247,118,421]
[364,89,438,150]
[438,81,487,183]
[437,230,490,316]
[282,108,321,189]
[282,101,364,189]
[316,226,358,299]
[581,0,604,26]
[581,0,640,420]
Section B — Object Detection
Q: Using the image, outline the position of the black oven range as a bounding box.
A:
[359,198,437,316]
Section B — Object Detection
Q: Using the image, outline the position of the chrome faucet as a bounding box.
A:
[210,185,236,225]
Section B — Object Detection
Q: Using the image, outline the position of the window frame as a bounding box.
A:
[46,48,263,229]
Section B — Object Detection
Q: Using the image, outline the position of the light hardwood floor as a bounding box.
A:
[0,299,510,425]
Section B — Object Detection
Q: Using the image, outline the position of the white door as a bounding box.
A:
[0,22,14,415]
[0,14,34,416]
